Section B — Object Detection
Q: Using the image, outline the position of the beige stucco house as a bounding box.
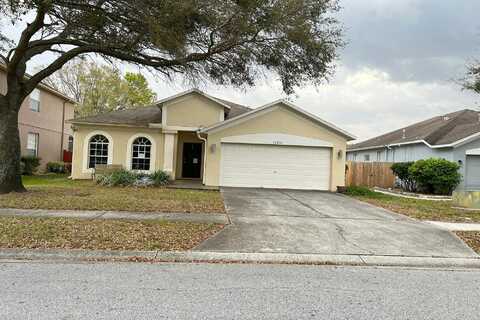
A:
[0,64,75,169]
[69,89,355,191]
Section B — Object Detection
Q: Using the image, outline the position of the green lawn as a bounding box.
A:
[0,216,223,251]
[347,189,480,223]
[0,174,225,213]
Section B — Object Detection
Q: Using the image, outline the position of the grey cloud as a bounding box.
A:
[339,0,480,82]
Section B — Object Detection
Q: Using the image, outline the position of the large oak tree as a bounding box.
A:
[0,0,342,194]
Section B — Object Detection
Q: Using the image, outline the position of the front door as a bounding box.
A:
[182,143,203,178]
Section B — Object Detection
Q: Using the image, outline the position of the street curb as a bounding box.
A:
[1,249,479,269]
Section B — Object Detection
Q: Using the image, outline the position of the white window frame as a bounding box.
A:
[82,131,114,173]
[126,133,156,173]
[30,89,41,112]
[376,151,382,162]
[27,132,39,157]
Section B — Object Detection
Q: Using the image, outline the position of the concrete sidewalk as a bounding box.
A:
[0,208,229,224]
[1,248,479,269]
[426,221,480,231]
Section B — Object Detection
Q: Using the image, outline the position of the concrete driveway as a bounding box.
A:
[195,188,477,258]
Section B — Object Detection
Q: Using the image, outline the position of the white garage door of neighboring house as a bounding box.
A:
[466,155,480,190]
[220,143,331,190]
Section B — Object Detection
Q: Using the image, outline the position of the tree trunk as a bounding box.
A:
[0,97,26,194]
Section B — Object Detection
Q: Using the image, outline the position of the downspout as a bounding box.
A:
[60,101,66,161]
[196,129,208,185]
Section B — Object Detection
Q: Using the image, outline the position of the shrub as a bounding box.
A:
[344,186,379,197]
[96,169,137,187]
[408,158,461,195]
[150,170,170,186]
[47,162,67,173]
[96,169,171,187]
[21,156,41,175]
[391,162,416,192]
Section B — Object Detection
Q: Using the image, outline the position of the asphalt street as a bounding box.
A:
[1,260,479,319]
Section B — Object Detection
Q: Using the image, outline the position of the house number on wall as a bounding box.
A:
[272,141,283,145]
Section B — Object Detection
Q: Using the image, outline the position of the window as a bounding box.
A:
[88,135,109,169]
[131,137,151,171]
[27,133,39,156]
[30,89,41,112]
[376,151,382,161]
[68,136,74,152]
[353,153,357,161]
[364,154,370,162]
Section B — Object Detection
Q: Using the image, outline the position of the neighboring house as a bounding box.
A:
[69,89,355,191]
[0,65,76,169]
[346,109,480,190]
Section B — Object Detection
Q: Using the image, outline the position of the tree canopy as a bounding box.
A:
[463,62,480,94]
[1,0,342,97]
[43,59,157,116]
[0,0,343,194]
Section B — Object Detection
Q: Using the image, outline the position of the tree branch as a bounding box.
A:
[9,3,49,71]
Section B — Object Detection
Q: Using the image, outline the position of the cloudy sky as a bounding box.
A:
[3,0,480,142]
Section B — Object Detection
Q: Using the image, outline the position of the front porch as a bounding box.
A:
[167,179,219,191]
[165,131,206,183]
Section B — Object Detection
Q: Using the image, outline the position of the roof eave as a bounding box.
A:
[201,99,357,141]
[154,88,231,110]
[68,121,149,128]
[0,64,77,104]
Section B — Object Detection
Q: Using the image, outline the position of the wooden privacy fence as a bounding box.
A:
[345,161,396,188]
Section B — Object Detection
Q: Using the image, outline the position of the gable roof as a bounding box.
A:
[348,109,480,151]
[155,88,232,110]
[68,90,252,127]
[200,99,356,140]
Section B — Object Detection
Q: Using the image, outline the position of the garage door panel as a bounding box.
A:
[220,143,331,190]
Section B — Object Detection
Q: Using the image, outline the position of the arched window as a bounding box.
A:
[88,135,109,168]
[131,137,152,171]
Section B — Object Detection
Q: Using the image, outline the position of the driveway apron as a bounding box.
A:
[194,188,477,258]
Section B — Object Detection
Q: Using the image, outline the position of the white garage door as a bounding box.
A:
[220,143,331,190]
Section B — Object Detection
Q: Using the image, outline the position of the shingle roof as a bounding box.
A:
[214,98,252,119]
[348,109,480,150]
[69,94,252,127]
[71,105,162,126]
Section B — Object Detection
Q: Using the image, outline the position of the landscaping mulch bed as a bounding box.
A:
[455,232,480,254]
[0,216,224,251]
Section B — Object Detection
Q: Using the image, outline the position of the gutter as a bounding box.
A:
[347,138,471,153]
[196,129,208,185]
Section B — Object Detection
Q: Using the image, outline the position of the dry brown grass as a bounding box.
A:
[455,232,480,254]
[350,192,480,223]
[0,216,224,251]
[0,175,225,213]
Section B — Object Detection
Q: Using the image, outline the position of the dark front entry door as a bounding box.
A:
[182,143,203,178]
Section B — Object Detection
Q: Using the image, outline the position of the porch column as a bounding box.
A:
[163,131,177,175]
